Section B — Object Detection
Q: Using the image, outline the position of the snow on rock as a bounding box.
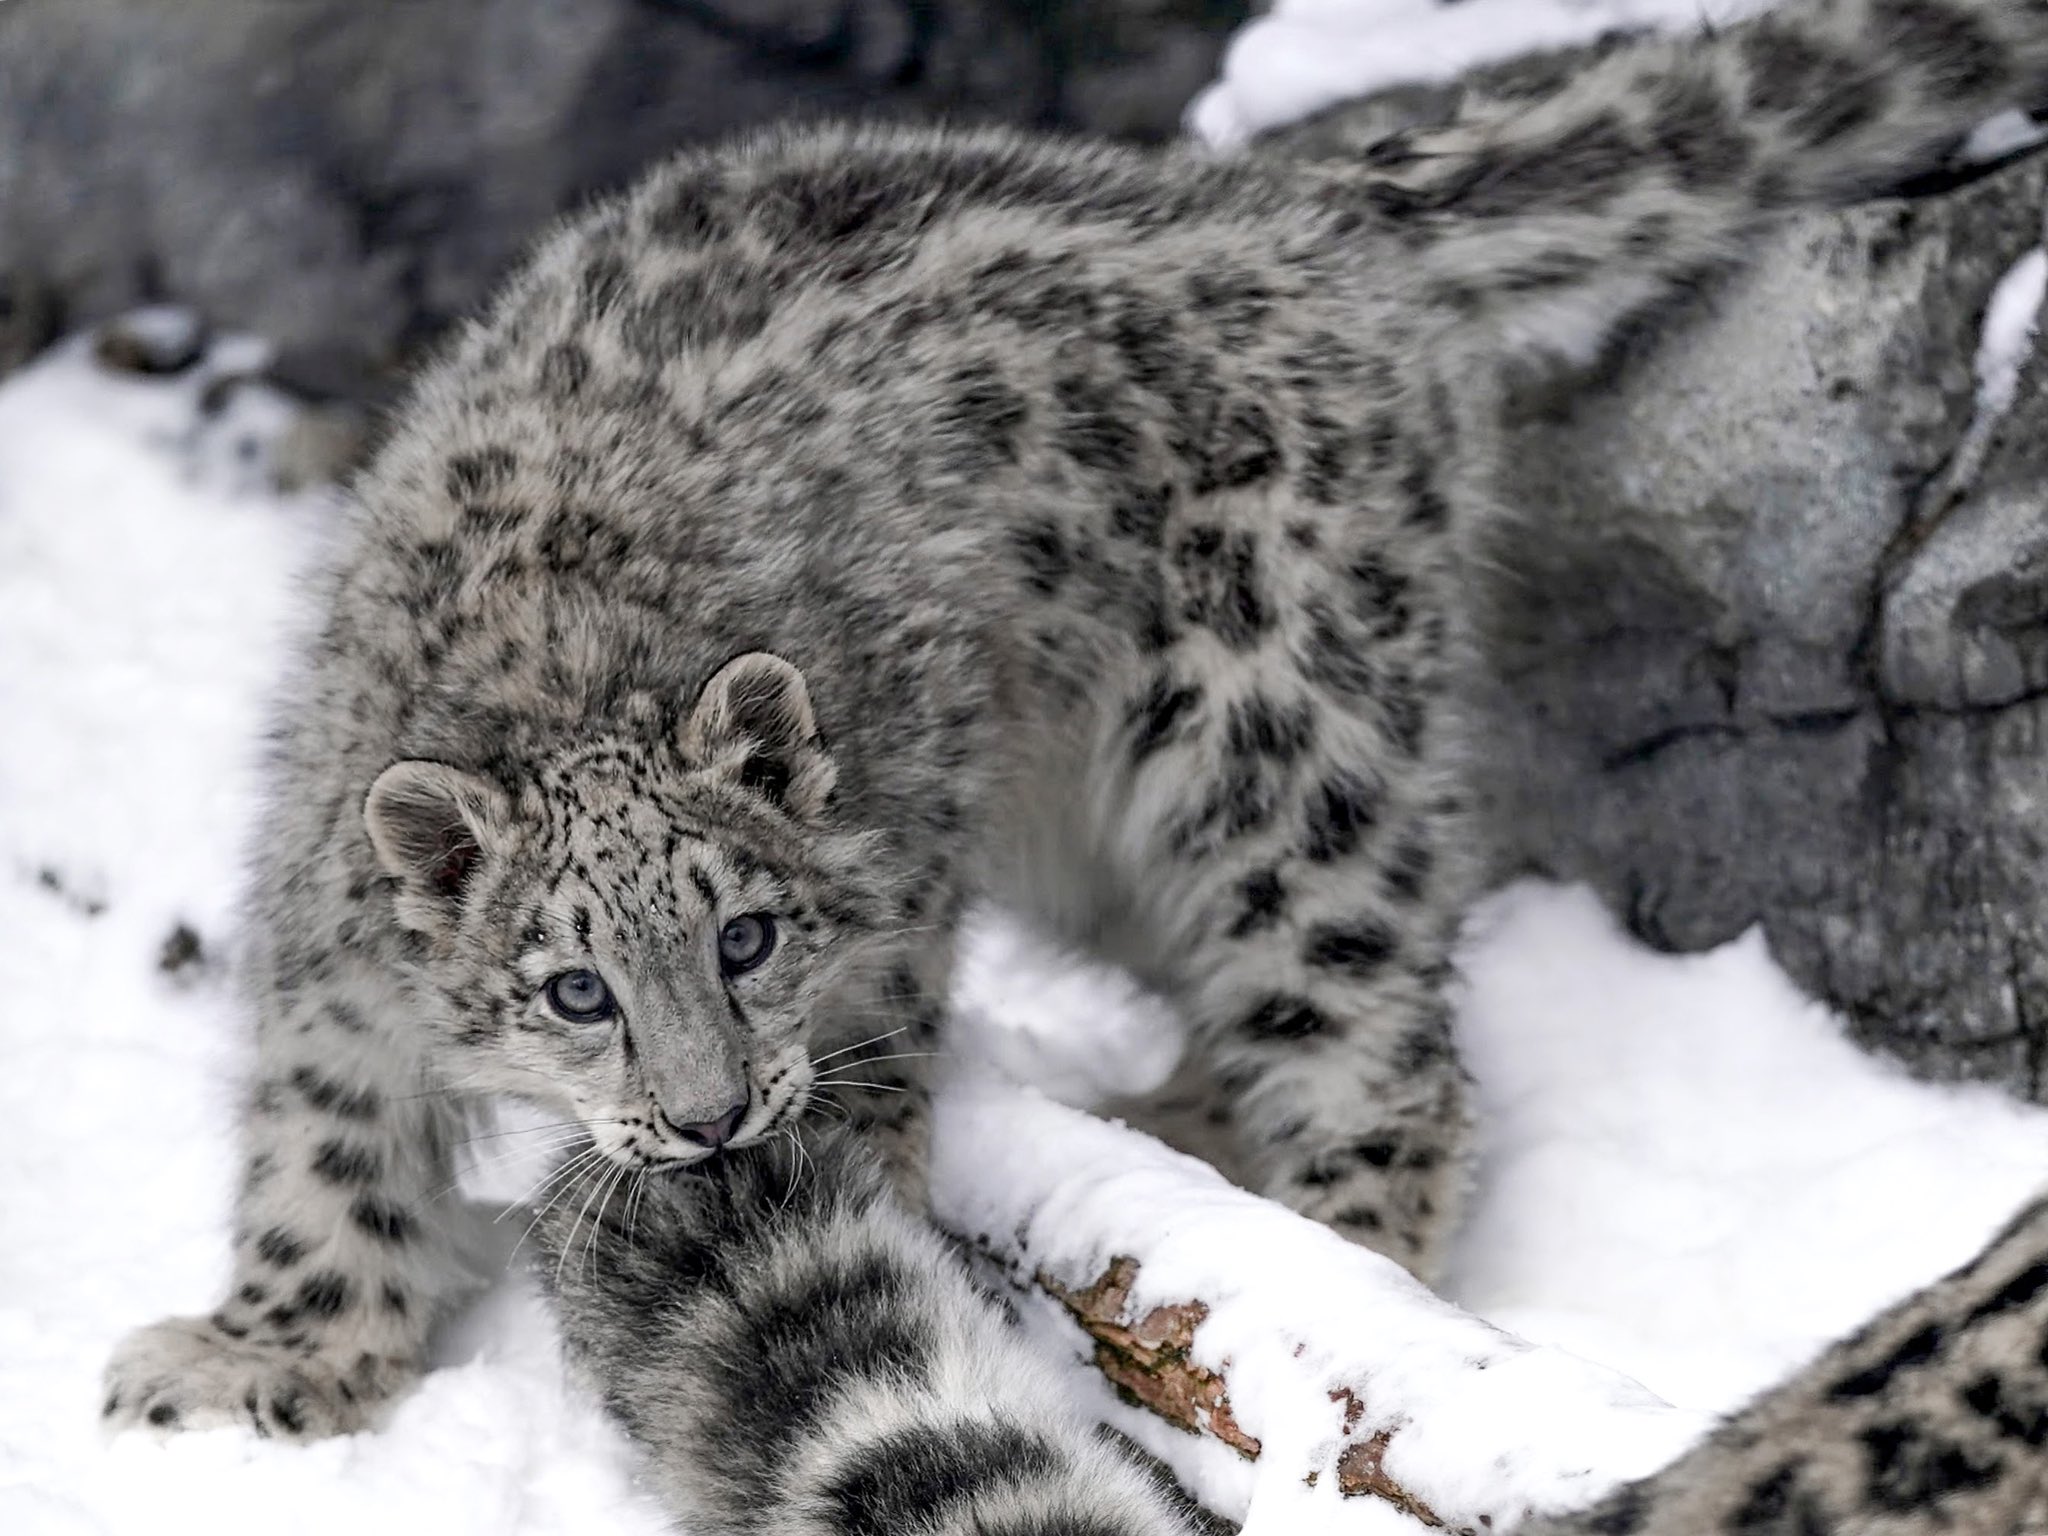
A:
[939,882,2048,1529]
[1187,0,1782,150]
[1973,245,2048,421]
[1962,107,2048,164]
[91,305,211,376]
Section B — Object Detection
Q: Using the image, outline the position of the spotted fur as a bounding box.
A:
[1525,1192,2048,1535]
[103,0,2048,1528]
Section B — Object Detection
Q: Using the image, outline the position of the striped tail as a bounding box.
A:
[1330,0,2048,363]
[532,1128,1197,1535]
[1526,1190,2048,1535]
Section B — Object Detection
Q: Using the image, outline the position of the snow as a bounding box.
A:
[1973,246,2048,422]
[0,338,673,1536]
[930,1068,1709,1534]
[1962,108,2048,164]
[950,909,1185,1107]
[7,323,2047,1535]
[1935,239,2047,497]
[933,884,2048,1532]
[1187,0,1781,150]
[1453,887,2048,1412]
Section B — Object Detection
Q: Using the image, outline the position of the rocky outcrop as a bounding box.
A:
[1264,33,2048,1098]
[1473,153,2048,1097]
[0,0,1245,395]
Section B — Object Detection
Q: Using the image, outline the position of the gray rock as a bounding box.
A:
[1469,152,2048,1097]
[1264,42,2048,1095]
[93,306,210,376]
[0,0,1245,398]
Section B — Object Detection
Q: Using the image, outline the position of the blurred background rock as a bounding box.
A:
[0,0,1248,399]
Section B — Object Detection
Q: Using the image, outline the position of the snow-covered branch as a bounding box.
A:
[929,1072,1709,1533]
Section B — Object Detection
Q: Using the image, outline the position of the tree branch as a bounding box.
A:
[930,1071,1707,1531]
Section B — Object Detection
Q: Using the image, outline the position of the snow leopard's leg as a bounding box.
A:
[1335,0,2048,368]
[103,951,471,1439]
[1106,630,1475,1283]
[1526,1190,2048,1536]
[534,1123,1195,1536]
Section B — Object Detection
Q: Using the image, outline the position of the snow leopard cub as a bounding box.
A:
[106,0,2048,1509]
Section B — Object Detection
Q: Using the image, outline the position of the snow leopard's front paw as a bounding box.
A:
[102,1314,415,1440]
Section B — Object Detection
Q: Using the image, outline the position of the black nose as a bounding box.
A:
[675,1100,747,1149]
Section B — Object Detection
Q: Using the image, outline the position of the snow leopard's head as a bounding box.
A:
[362,652,893,1167]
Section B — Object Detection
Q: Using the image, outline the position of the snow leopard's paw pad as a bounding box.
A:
[102,1314,412,1440]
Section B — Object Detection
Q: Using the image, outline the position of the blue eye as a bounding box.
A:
[545,969,616,1023]
[718,914,777,977]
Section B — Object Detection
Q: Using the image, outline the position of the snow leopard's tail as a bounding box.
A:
[1335,0,2048,363]
[531,1125,1198,1536]
[1521,1187,2048,1535]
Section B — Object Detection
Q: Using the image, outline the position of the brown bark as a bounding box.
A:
[1038,1256,1262,1460]
[1336,1431,1448,1527]
[1038,1254,1458,1530]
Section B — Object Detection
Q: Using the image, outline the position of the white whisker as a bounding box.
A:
[812,1078,909,1094]
[806,1092,853,1126]
[789,1128,816,1202]
[520,1145,607,1221]
[580,1164,627,1279]
[506,1146,609,1263]
[818,1050,934,1070]
[625,1169,649,1246]
[493,1141,606,1224]
[775,1129,800,1214]
[556,1157,618,1290]
[412,1129,594,1210]
[809,1027,910,1066]
[460,1116,624,1147]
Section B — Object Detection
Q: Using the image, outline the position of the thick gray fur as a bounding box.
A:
[103,0,2048,1528]
[529,1122,1197,1535]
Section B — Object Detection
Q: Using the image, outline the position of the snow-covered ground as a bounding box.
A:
[5,328,2046,1536]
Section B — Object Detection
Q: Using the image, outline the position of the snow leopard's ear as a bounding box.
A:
[363,761,513,932]
[681,653,837,820]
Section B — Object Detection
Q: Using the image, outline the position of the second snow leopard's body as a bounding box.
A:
[108,0,2048,1527]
